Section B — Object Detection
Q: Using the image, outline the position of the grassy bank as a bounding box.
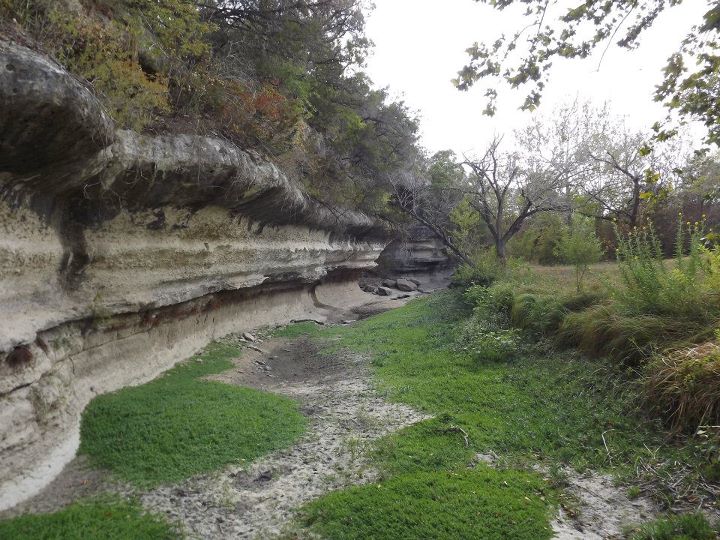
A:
[276,291,717,538]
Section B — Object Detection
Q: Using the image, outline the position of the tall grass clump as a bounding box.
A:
[643,342,720,433]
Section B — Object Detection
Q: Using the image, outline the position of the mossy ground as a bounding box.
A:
[0,499,176,540]
[625,512,720,540]
[79,341,307,487]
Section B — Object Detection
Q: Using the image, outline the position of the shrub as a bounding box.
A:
[452,250,505,288]
[458,316,523,362]
[459,283,522,362]
[463,282,514,319]
[48,9,170,130]
[554,216,603,292]
[643,342,720,432]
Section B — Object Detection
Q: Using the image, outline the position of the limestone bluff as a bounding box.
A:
[0,40,394,511]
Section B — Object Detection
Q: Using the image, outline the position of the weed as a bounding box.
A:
[300,468,556,540]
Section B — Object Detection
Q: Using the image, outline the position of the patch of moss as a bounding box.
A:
[300,468,556,540]
[0,499,176,540]
[79,341,306,487]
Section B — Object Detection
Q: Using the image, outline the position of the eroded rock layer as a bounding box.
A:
[0,40,389,510]
[376,224,453,275]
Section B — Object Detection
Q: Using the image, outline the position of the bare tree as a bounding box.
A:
[462,136,567,261]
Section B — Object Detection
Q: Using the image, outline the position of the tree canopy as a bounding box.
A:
[455,1,720,145]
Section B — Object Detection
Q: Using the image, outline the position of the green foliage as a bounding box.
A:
[79,341,306,487]
[1,0,422,214]
[457,314,522,362]
[555,217,604,292]
[452,250,506,287]
[459,283,521,361]
[300,468,555,540]
[0,498,176,540]
[46,8,171,130]
[304,293,689,472]
[626,512,719,540]
[614,222,714,319]
[510,213,567,265]
[457,1,720,146]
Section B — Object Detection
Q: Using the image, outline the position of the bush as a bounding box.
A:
[452,250,505,288]
[463,282,514,318]
[458,284,522,362]
[643,342,720,432]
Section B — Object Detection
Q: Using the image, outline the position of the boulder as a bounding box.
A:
[381,278,397,288]
[395,278,418,292]
[376,287,393,296]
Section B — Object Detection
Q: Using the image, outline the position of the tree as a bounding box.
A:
[519,101,690,229]
[555,216,604,292]
[463,136,568,261]
[455,1,720,145]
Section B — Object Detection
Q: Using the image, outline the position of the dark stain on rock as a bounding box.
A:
[7,346,33,368]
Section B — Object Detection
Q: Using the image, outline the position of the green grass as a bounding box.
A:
[626,512,719,540]
[284,291,701,538]
[300,468,555,540]
[301,293,676,472]
[0,499,176,540]
[79,341,306,487]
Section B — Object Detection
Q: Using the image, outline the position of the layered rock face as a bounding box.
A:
[0,41,388,510]
[376,224,453,275]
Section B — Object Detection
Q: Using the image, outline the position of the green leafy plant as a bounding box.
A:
[0,498,176,539]
[614,221,714,319]
[452,250,506,288]
[80,341,306,487]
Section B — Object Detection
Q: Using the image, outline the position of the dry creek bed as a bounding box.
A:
[4,317,663,539]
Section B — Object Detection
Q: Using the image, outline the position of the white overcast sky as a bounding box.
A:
[364,0,711,156]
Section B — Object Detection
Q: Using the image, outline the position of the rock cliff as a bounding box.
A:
[376,224,453,275]
[0,40,390,510]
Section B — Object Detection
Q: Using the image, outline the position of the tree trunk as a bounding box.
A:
[495,237,507,263]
